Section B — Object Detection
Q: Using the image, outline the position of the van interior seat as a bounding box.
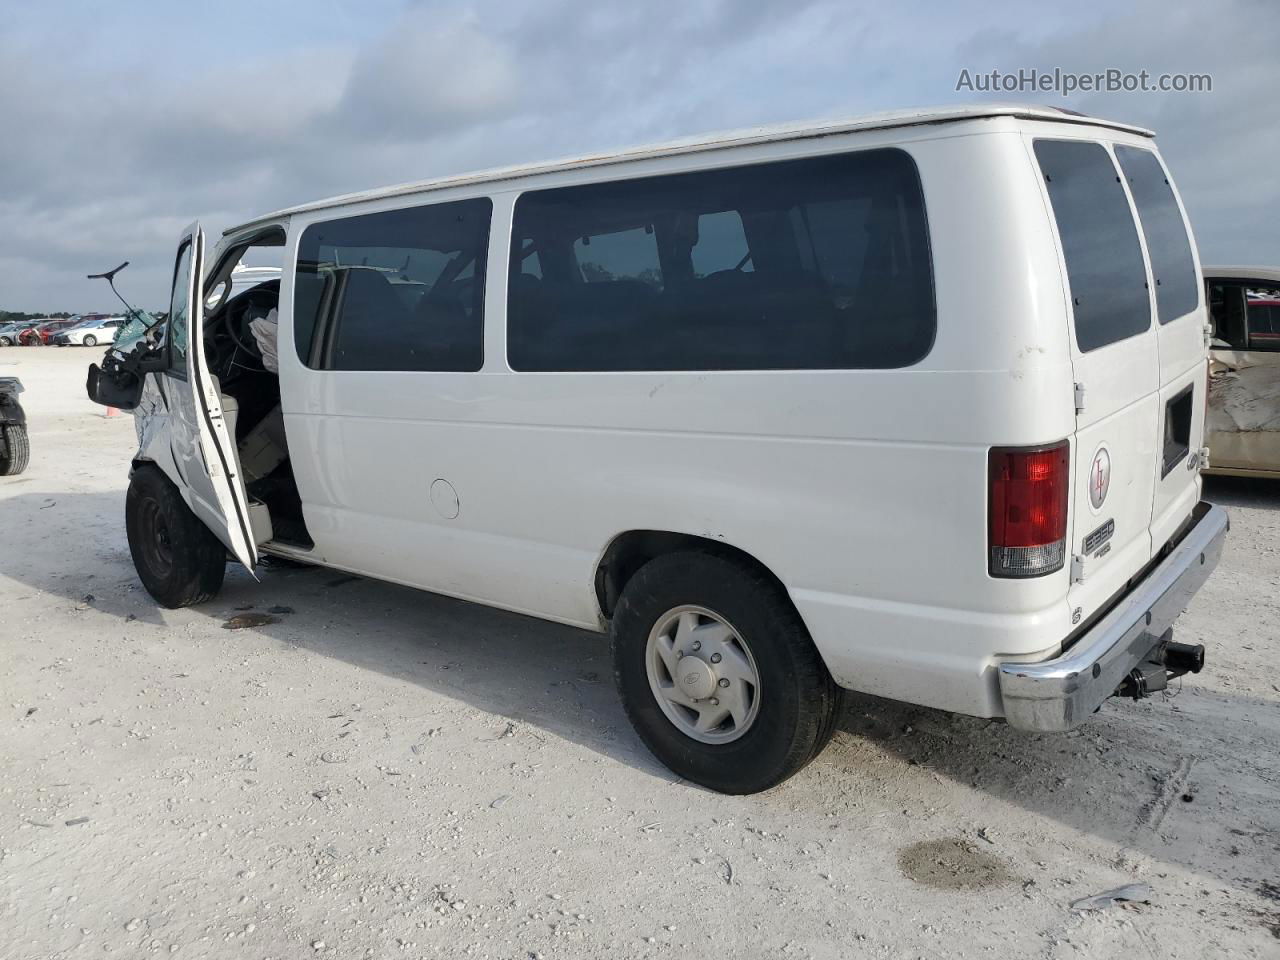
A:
[330,268,412,370]
[328,268,481,371]
[508,263,924,371]
[412,290,480,371]
[567,279,659,319]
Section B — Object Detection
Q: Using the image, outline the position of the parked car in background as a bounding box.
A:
[19,318,81,345]
[53,314,126,346]
[0,320,45,346]
[1204,266,1280,478]
[0,377,29,475]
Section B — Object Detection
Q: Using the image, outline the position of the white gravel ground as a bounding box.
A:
[2,347,1278,959]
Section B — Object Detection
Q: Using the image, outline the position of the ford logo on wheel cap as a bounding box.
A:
[1089,446,1111,510]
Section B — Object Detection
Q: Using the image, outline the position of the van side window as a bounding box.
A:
[1213,280,1280,352]
[1034,140,1151,353]
[507,148,934,371]
[691,211,752,277]
[575,227,662,288]
[1246,292,1280,351]
[1115,146,1198,325]
[295,198,491,371]
[1208,282,1246,348]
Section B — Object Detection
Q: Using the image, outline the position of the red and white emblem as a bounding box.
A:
[1089,447,1111,510]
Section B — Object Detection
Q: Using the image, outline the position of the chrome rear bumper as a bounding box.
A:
[998,501,1229,732]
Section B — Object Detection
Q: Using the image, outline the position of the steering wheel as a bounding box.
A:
[222,294,263,357]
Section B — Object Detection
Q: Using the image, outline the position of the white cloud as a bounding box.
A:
[336,11,520,137]
[0,0,1274,311]
[955,0,1279,266]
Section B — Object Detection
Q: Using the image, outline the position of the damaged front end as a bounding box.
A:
[85,312,166,411]
[0,377,25,426]
[1205,350,1280,476]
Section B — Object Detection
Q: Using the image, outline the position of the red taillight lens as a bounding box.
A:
[988,442,1070,578]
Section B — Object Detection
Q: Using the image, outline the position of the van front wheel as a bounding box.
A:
[611,552,841,794]
[126,465,226,608]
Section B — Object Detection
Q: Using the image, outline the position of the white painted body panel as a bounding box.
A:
[145,109,1206,720]
[1147,164,1209,561]
[1020,130,1207,622]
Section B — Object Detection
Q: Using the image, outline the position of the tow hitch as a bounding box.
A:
[1116,629,1205,700]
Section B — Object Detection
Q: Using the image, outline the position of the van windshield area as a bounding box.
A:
[507,149,935,372]
[1034,139,1152,353]
[111,308,162,353]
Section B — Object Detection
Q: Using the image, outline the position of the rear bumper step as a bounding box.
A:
[997,501,1229,732]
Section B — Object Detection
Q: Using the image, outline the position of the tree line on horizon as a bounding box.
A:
[1,310,77,325]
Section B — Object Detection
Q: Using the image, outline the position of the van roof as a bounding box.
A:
[1203,266,1280,285]
[226,103,1153,235]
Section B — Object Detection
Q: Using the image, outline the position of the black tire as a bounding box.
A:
[611,552,842,794]
[0,336,11,346]
[125,464,226,608]
[0,424,29,475]
[82,334,97,347]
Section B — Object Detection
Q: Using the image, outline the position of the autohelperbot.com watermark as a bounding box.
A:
[956,68,1212,96]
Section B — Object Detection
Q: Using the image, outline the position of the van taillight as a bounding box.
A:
[988,442,1070,578]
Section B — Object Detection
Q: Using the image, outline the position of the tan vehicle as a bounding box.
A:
[1205,267,1280,478]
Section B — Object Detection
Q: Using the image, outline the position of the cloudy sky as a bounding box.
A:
[2,0,1274,312]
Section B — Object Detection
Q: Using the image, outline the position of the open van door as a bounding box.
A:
[162,222,258,572]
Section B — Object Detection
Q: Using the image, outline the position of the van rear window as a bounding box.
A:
[1115,146,1198,324]
[1034,140,1151,353]
[507,148,935,372]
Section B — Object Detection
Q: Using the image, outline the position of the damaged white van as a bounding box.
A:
[89,105,1228,793]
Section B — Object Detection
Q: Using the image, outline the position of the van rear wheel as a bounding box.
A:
[126,465,226,608]
[611,552,842,794]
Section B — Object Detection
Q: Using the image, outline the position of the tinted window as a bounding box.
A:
[507,149,934,371]
[1035,140,1150,352]
[1115,146,1198,324]
[1246,284,1280,351]
[1209,281,1280,351]
[295,198,491,371]
[690,210,751,277]
[575,227,661,287]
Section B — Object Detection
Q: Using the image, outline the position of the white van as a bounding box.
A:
[89,104,1228,793]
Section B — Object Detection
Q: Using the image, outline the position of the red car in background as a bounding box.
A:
[18,318,82,345]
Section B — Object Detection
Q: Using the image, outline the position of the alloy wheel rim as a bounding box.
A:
[644,604,761,744]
